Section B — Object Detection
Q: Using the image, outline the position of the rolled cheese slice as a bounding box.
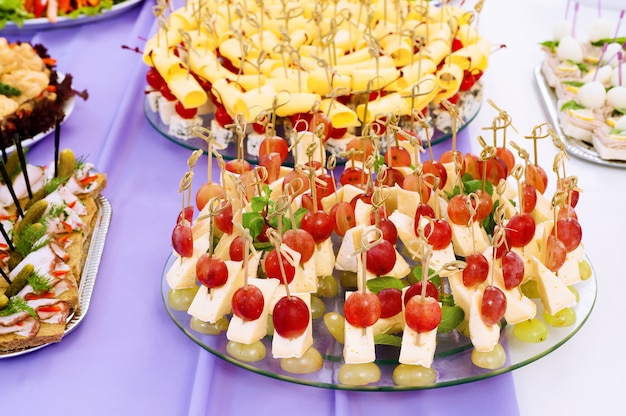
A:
[420,39,451,66]
[436,63,464,93]
[388,58,437,91]
[352,67,400,91]
[319,99,361,128]
[381,34,413,67]
[274,91,321,117]
[167,73,208,109]
[211,78,243,114]
[307,69,352,96]
[147,47,187,82]
[233,84,278,122]
[356,92,410,123]
[400,74,440,112]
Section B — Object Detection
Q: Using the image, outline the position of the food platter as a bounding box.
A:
[0,195,112,358]
[534,64,626,169]
[144,92,482,167]
[161,251,596,391]
[0,0,144,34]
[3,82,75,155]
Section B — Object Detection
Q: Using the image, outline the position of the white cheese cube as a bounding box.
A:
[314,238,336,277]
[226,277,280,344]
[469,290,501,352]
[271,292,313,359]
[450,221,490,257]
[399,326,438,367]
[168,114,203,139]
[558,244,584,286]
[343,292,376,364]
[146,89,161,113]
[187,260,244,323]
[530,256,577,315]
[490,257,537,325]
[157,97,176,125]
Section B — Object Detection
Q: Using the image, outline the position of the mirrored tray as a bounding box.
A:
[0,195,112,358]
[145,90,482,167]
[534,64,626,169]
[161,252,596,391]
[0,0,144,33]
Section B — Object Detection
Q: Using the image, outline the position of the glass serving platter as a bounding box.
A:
[144,89,482,167]
[161,251,596,391]
[0,195,112,358]
[0,0,144,34]
[534,64,626,169]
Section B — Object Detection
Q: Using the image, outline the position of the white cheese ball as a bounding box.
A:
[582,65,613,85]
[557,36,583,62]
[606,86,626,109]
[577,80,607,109]
[588,18,612,43]
[604,43,624,67]
[552,21,573,41]
[611,66,626,87]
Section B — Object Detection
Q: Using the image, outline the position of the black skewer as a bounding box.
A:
[0,222,14,252]
[13,134,32,199]
[0,162,23,218]
[0,266,10,285]
[54,117,60,178]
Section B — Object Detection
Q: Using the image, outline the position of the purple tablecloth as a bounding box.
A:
[1,2,520,415]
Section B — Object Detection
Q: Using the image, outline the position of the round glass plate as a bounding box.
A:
[0,0,143,33]
[145,87,482,167]
[161,252,597,391]
[534,64,626,169]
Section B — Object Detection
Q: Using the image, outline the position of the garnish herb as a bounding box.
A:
[0,296,36,318]
[539,40,559,52]
[27,271,52,293]
[14,221,50,257]
[560,100,586,112]
[0,82,21,97]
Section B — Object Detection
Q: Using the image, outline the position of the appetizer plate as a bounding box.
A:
[0,0,143,33]
[161,252,596,391]
[145,93,481,167]
[3,81,75,155]
[534,64,626,169]
[0,195,112,358]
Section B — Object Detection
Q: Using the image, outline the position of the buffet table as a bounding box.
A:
[1,0,623,415]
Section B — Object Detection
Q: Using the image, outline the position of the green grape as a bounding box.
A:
[266,315,275,336]
[280,346,324,374]
[310,295,326,319]
[568,286,580,303]
[520,280,540,298]
[456,320,471,338]
[512,318,548,343]
[190,316,229,334]
[543,307,576,327]
[226,340,266,362]
[316,275,339,297]
[168,286,199,311]
[579,260,592,280]
[338,362,381,385]
[323,312,345,343]
[392,364,437,386]
[339,271,358,289]
[471,343,506,369]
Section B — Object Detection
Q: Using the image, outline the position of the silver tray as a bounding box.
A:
[533,64,626,169]
[0,195,112,358]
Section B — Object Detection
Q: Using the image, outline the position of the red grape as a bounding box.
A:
[404,281,439,304]
[422,160,447,190]
[300,210,333,243]
[365,239,396,276]
[481,285,506,326]
[378,217,398,245]
[502,251,524,289]
[258,136,289,163]
[401,173,431,203]
[282,169,310,198]
[378,288,403,318]
[506,213,535,248]
[423,219,452,250]
[225,159,253,174]
[344,291,381,327]
[308,111,333,142]
[214,203,234,234]
[340,166,366,187]
[172,221,193,257]
[314,172,336,203]
[258,152,282,184]
[330,201,356,236]
[272,296,310,338]
[447,194,474,225]
[479,156,508,185]
[196,182,225,211]
[345,137,374,161]
[264,249,296,284]
[554,217,582,252]
[496,147,515,172]
[544,234,566,272]
[283,229,316,264]
[475,189,493,222]
[376,167,405,187]
[526,164,547,194]
[229,235,244,261]
[196,254,229,288]
[176,206,194,225]
[405,296,442,333]
[439,150,466,176]
[384,146,412,167]
[232,285,265,321]
[522,182,537,214]
[464,152,481,180]
[413,203,435,235]
[463,252,489,287]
